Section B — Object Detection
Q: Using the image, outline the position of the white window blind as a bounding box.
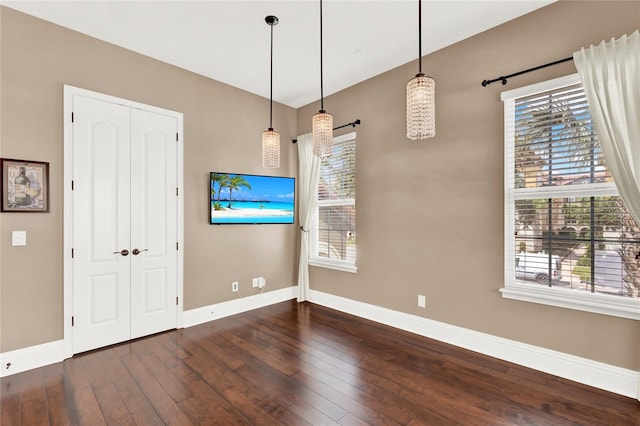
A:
[513,83,612,188]
[310,132,356,272]
[502,74,640,320]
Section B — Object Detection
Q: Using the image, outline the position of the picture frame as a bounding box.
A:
[1,158,50,212]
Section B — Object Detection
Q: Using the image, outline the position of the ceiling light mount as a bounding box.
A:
[265,15,278,26]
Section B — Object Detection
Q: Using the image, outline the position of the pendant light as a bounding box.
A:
[262,15,280,168]
[406,0,435,140]
[312,0,333,158]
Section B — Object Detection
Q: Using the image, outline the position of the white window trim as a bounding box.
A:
[308,257,358,273]
[501,74,640,320]
[309,132,357,273]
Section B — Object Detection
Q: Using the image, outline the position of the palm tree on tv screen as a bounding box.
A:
[211,173,230,209]
[227,175,252,208]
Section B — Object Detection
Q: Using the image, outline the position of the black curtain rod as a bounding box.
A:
[481,56,573,87]
[292,119,361,143]
[333,119,361,131]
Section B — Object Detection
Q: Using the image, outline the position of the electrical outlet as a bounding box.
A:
[258,277,266,289]
[418,295,426,308]
[232,281,239,292]
[252,278,259,288]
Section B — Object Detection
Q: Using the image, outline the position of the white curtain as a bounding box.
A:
[296,133,320,302]
[573,30,640,224]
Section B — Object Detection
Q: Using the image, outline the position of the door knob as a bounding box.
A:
[132,248,149,255]
[113,249,129,256]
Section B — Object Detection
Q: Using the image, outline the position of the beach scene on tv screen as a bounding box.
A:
[210,173,295,224]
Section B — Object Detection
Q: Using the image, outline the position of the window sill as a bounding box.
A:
[500,284,640,320]
[309,258,358,273]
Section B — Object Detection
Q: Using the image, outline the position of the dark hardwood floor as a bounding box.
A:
[1,301,638,425]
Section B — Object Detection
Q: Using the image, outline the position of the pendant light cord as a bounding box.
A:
[320,0,325,111]
[269,21,274,128]
[418,0,422,74]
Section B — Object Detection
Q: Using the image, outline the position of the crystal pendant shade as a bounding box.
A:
[262,129,280,168]
[312,110,333,158]
[406,73,436,140]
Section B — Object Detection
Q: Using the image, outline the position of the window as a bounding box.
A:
[309,132,357,273]
[501,74,640,320]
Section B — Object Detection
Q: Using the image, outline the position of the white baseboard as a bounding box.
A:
[0,340,65,378]
[183,286,297,328]
[0,286,297,378]
[308,289,640,400]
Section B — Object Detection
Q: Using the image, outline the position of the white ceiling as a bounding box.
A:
[3,0,555,108]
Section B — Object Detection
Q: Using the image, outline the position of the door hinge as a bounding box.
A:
[71,180,74,191]
[71,316,75,327]
[71,248,74,258]
[176,242,179,251]
[176,133,179,142]
[71,112,75,123]
[176,297,179,305]
[176,187,179,196]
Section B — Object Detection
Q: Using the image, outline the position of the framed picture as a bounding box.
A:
[1,158,50,212]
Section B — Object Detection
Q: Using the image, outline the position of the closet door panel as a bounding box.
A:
[72,96,131,354]
[130,108,178,338]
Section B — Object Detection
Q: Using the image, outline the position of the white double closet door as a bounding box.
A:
[70,92,181,354]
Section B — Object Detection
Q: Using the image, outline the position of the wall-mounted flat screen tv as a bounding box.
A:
[210,172,295,224]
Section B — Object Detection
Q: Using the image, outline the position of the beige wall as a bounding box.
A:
[0,7,298,352]
[298,1,639,370]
